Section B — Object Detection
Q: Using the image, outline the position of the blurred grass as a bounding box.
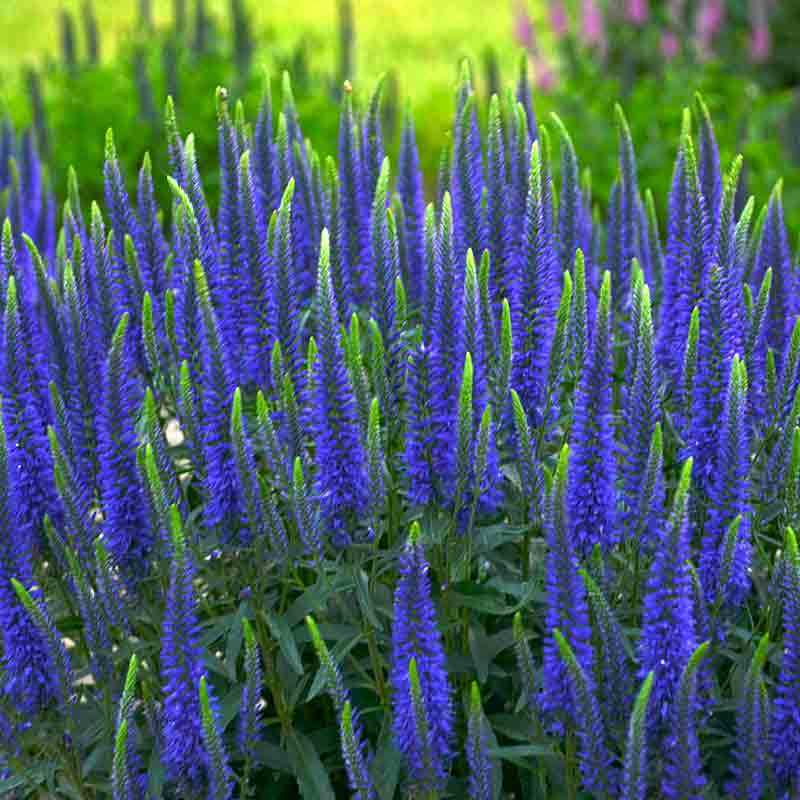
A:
[0,1,547,99]
[0,0,556,211]
[1,1,798,230]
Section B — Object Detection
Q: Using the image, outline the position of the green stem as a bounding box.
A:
[365,625,388,707]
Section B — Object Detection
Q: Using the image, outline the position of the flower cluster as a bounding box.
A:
[0,66,799,798]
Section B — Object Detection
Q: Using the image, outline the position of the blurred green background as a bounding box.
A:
[1,0,798,230]
[0,0,526,83]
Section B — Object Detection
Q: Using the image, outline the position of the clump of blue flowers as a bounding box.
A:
[1,64,799,798]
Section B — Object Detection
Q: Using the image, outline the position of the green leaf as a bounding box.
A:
[251,740,293,773]
[370,722,403,800]
[488,745,558,770]
[449,584,508,615]
[225,606,245,681]
[286,731,336,800]
[285,573,353,627]
[264,611,304,675]
[219,684,243,731]
[349,565,381,630]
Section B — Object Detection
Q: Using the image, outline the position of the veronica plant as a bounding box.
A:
[0,80,797,800]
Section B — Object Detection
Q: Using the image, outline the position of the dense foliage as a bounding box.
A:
[5,0,800,225]
[1,63,800,800]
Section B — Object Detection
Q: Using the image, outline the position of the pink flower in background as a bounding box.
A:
[549,0,569,37]
[697,0,725,39]
[749,24,771,62]
[532,54,557,91]
[625,0,649,26]
[660,30,681,60]
[748,0,771,63]
[581,0,606,48]
[695,0,725,59]
[513,1,535,51]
